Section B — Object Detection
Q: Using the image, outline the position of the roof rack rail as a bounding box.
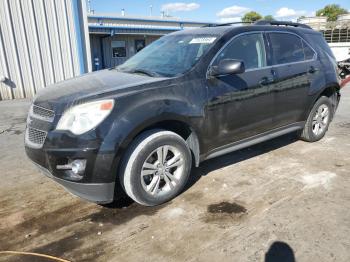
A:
[204,22,252,27]
[254,20,312,29]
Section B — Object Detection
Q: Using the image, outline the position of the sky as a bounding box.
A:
[90,0,350,22]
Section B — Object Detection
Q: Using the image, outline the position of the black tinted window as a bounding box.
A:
[214,33,266,70]
[269,33,304,65]
[304,33,334,59]
[303,41,316,60]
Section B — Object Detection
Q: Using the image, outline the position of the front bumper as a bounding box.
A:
[24,102,120,204]
[33,162,115,203]
[25,143,118,203]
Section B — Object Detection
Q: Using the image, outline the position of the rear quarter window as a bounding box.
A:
[304,33,335,59]
[303,42,316,60]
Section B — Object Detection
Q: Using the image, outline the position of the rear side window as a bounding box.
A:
[303,41,316,60]
[214,33,266,70]
[268,33,304,65]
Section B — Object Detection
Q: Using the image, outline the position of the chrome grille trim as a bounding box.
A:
[25,127,47,149]
[31,105,55,122]
[25,104,54,148]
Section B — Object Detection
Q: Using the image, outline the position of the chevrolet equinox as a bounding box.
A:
[25,21,341,206]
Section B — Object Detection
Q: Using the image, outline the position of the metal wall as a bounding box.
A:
[0,0,91,100]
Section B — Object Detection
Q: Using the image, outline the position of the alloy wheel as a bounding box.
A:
[312,104,330,136]
[140,145,185,196]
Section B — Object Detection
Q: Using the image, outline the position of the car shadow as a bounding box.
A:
[185,132,299,191]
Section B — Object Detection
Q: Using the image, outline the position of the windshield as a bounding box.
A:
[117,34,218,77]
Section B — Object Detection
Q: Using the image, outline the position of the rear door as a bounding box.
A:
[267,32,315,127]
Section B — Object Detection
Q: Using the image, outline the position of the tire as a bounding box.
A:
[299,96,334,142]
[120,129,192,206]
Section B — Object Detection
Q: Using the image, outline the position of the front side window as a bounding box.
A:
[268,33,305,65]
[213,33,267,70]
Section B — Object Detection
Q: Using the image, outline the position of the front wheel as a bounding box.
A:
[120,130,192,206]
[299,96,333,142]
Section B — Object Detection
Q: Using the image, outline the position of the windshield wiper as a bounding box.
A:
[130,69,160,77]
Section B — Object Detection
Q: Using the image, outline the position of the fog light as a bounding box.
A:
[56,159,86,175]
[71,159,86,175]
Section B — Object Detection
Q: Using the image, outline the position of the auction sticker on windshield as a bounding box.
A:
[189,37,217,44]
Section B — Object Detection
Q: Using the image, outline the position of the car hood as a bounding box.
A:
[33,69,168,112]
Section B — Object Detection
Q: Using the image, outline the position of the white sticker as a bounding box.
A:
[189,37,216,44]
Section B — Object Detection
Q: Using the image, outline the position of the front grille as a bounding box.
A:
[25,104,54,149]
[32,105,55,121]
[26,127,47,148]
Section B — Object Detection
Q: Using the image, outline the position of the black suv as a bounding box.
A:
[25,21,341,206]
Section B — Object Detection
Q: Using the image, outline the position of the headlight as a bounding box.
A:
[56,100,114,135]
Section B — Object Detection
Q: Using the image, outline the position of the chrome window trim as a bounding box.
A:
[206,30,318,78]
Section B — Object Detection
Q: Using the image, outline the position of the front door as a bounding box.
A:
[205,32,276,151]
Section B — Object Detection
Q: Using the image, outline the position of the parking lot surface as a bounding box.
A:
[0,86,350,262]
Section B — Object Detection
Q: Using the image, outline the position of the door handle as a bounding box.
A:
[259,76,274,86]
[308,66,318,74]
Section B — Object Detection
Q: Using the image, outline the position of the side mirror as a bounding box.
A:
[209,59,245,77]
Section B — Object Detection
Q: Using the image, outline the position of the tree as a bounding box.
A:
[298,15,306,21]
[263,15,275,21]
[242,11,262,23]
[316,4,348,21]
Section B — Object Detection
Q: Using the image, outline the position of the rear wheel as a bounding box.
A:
[120,130,192,206]
[299,96,333,142]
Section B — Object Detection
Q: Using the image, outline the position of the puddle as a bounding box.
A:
[208,202,247,215]
[203,201,247,225]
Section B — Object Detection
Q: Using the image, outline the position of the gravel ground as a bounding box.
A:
[0,86,349,262]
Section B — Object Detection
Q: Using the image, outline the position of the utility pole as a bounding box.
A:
[87,0,91,13]
[87,0,94,14]
[149,5,153,16]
